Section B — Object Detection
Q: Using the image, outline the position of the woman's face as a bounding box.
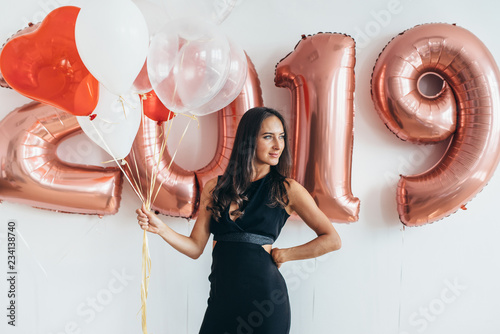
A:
[253,116,285,169]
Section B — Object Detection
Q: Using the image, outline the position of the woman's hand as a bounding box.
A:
[136,203,165,235]
[271,247,287,268]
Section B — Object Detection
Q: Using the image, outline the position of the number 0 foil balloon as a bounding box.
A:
[371,23,500,226]
[0,102,123,215]
[125,55,262,218]
[275,33,360,223]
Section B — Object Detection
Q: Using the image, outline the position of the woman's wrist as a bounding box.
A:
[274,247,291,264]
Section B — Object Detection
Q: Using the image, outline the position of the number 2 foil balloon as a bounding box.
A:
[371,23,500,226]
[0,102,122,215]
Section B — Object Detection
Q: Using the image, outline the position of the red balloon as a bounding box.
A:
[124,55,263,218]
[141,90,176,124]
[371,23,500,226]
[0,102,123,215]
[0,23,40,89]
[275,33,360,223]
[0,6,99,116]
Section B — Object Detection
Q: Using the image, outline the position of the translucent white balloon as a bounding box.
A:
[75,0,149,95]
[147,18,231,113]
[188,39,247,116]
[132,0,171,37]
[131,59,153,94]
[77,85,141,160]
[162,0,244,25]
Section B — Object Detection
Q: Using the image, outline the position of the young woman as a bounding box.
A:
[136,107,341,333]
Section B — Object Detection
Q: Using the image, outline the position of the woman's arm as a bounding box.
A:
[271,179,341,267]
[136,178,217,259]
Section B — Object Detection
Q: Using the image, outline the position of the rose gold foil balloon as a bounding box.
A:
[125,55,262,219]
[371,23,500,226]
[275,33,360,223]
[0,102,123,214]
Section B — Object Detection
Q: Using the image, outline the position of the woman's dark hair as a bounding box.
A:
[208,107,292,222]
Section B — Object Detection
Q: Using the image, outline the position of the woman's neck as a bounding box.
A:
[252,166,271,182]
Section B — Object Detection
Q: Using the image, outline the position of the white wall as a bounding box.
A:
[1,0,500,333]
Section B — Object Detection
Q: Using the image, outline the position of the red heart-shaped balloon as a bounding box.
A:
[0,6,99,116]
[142,90,176,125]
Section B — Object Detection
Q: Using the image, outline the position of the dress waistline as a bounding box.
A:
[214,232,274,245]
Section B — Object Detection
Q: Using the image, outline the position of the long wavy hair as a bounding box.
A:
[208,107,292,222]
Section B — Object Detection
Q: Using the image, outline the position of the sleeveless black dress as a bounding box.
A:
[199,173,291,334]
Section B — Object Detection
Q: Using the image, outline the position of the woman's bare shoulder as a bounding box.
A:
[203,177,219,194]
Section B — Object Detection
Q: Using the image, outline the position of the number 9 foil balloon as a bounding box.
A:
[371,23,500,226]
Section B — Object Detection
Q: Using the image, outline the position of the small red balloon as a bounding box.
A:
[141,90,176,124]
[0,6,99,116]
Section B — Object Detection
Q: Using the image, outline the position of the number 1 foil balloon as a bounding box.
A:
[371,23,500,226]
[0,102,123,215]
[275,33,360,223]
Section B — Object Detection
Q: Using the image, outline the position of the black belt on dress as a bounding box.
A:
[214,232,274,245]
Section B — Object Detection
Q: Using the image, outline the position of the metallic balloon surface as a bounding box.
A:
[275,33,360,223]
[371,23,500,226]
[125,56,263,218]
[0,102,123,215]
[0,7,99,116]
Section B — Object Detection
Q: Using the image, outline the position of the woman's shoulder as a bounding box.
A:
[284,178,309,200]
[284,177,300,190]
[206,176,219,188]
[202,177,219,195]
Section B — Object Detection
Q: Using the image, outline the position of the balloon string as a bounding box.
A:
[152,117,193,204]
[397,225,406,333]
[140,228,152,334]
[88,120,144,202]
[139,99,150,204]
[150,116,175,203]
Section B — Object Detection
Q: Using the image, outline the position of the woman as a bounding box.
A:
[136,107,341,333]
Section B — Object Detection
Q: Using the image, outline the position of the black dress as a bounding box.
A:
[199,173,291,334]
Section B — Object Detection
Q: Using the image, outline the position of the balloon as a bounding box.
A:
[77,85,142,160]
[0,23,40,89]
[132,59,153,94]
[147,18,231,114]
[162,0,243,25]
[0,102,122,215]
[75,0,149,95]
[124,55,263,218]
[371,23,500,226]
[189,41,248,116]
[0,7,99,116]
[142,90,176,124]
[132,0,171,37]
[275,33,360,223]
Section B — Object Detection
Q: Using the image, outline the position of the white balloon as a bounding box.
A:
[77,85,141,160]
[75,0,149,95]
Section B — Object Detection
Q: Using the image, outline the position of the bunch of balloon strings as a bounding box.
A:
[88,95,196,334]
